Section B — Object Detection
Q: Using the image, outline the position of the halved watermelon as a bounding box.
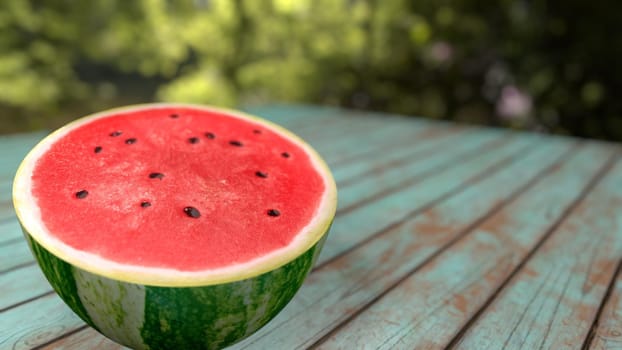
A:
[13,104,337,349]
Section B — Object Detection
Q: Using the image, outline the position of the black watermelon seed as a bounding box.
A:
[229,140,243,147]
[255,171,268,178]
[125,138,137,144]
[188,137,200,144]
[205,132,215,139]
[267,209,280,217]
[110,131,122,137]
[253,129,262,134]
[281,152,290,158]
[94,146,102,153]
[141,201,151,208]
[170,113,179,119]
[184,206,201,218]
[149,172,164,180]
[75,190,88,199]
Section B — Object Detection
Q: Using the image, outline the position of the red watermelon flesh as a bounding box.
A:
[30,106,326,271]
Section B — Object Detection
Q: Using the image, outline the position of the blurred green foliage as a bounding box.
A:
[0,0,621,140]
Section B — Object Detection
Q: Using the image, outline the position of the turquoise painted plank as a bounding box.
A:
[39,328,126,350]
[0,179,11,200]
[0,132,49,230]
[589,269,622,349]
[0,293,84,350]
[455,154,622,349]
[0,264,50,311]
[336,129,502,211]
[317,133,536,266]
[0,201,15,222]
[289,108,428,138]
[0,131,47,180]
[324,123,459,169]
[272,110,403,144]
[318,143,613,349]
[298,112,432,156]
[286,111,377,138]
[305,118,425,162]
[0,219,22,245]
[0,130,48,149]
[243,104,341,127]
[231,135,573,349]
[0,238,31,273]
[331,127,468,185]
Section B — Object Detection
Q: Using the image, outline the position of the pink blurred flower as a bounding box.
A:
[496,85,532,119]
[429,41,453,63]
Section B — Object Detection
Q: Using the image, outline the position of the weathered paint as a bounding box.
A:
[590,269,622,349]
[318,143,613,349]
[0,293,84,349]
[0,220,23,245]
[332,126,466,186]
[0,239,33,273]
[318,133,535,266]
[336,129,502,210]
[455,155,622,349]
[39,327,124,350]
[0,264,50,311]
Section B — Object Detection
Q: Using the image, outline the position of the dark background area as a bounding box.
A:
[1,0,621,141]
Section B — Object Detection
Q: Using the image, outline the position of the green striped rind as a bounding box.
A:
[24,232,96,329]
[23,229,328,350]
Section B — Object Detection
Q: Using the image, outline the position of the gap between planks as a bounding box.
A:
[30,325,90,350]
[335,130,505,215]
[582,258,622,349]
[444,151,619,350]
[308,142,581,348]
[315,137,536,272]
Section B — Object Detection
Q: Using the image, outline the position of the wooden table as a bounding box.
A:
[2,105,622,349]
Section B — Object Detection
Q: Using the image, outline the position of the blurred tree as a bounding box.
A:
[0,0,620,140]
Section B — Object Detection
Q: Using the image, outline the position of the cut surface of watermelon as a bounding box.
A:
[14,104,337,286]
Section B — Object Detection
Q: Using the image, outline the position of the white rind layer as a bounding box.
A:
[13,103,337,287]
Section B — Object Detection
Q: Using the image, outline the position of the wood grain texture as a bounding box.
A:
[455,154,622,350]
[0,131,48,180]
[38,327,126,350]
[231,137,572,349]
[305,117,435,168]
[336,129,501,211]
[331,126,466,186]
[0,264,51,311]
[317,134,535,267]
[589,267,622,349]
[0,219,23,245]
[0,294,84,349]
[317,142,612,349]
[0,238,32,273]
